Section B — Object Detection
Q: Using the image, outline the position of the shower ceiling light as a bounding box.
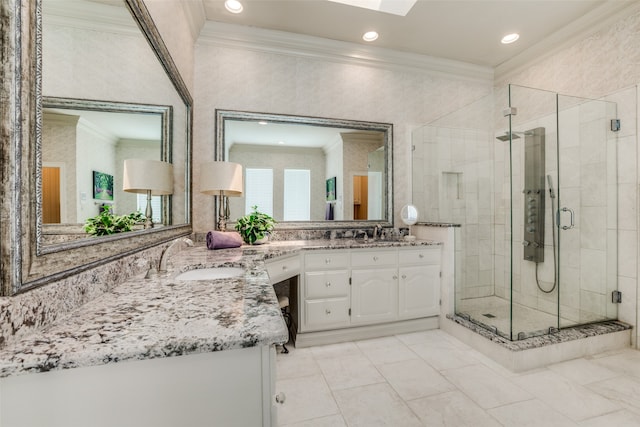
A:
[225,0,243,14]
[501,33,520,44]
[363,31,379,42]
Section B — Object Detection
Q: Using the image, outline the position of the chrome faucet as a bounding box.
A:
[355,230,368,241]
[373,224,383,240]
[158,237,194,273]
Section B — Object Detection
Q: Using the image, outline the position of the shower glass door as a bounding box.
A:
[506,85,560,340]
[557,94,618,328]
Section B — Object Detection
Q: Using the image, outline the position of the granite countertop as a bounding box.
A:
[0,238,440,378]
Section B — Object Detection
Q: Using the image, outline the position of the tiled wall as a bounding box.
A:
[412,93,496,304]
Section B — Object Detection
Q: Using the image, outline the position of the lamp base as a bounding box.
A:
[216,192,228,231]
[144,189,154,229]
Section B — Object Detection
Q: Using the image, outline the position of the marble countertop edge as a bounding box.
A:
[0,238,439,378]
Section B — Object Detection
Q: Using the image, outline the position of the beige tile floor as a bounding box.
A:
[275,330,640,426]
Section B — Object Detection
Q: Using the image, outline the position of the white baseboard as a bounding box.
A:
[294,316,439,348]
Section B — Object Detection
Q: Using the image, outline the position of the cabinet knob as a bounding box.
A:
[393,275,398,280]
[419,253,424,258]
[325,309,332,315]
[282,265,287,270]
[373,256,379,261]
[275,392,286,405]
[402,274,407,279]
[325,258,331,264]
[326,281,331,287]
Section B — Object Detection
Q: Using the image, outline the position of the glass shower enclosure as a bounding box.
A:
[412,84,618,340]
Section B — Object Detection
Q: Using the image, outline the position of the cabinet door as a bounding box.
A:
[351,268,398,325]
[398,265,440,319]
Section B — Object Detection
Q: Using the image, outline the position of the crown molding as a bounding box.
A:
[180,0,206,42]
[198,21,494,83]
[495,0,640,83]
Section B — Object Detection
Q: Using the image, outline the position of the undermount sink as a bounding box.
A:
[174,267,245,281]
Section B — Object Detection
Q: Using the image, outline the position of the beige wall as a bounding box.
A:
[192,40,493,232]
[142,0,201,93]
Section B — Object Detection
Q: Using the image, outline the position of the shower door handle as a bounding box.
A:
[558,207,575,230]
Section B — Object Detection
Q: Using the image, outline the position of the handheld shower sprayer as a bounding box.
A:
[547,174,556,199]
[538,173,558,294]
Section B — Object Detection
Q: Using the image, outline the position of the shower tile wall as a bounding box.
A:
[412,124,494,302]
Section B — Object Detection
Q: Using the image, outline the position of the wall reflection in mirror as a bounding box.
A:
[40,0,188,248]
[217,110,392,224]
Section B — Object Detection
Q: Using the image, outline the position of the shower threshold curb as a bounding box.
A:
[443,314,632,372]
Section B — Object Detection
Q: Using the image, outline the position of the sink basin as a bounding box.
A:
[174,267,245,281]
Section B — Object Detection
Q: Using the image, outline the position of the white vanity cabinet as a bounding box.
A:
[301,251,350,331]
[265,253,301,284]
[297,245,442,345]
[0,346,281,427]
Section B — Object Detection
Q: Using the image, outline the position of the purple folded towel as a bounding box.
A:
[206,231,243,249]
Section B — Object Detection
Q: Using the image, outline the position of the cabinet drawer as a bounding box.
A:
[305,271,349,299]
[351,250,397,267]
[305,298,350,329]
[305,251,349,270]
[266,255,301,284]
[398,247,441,266]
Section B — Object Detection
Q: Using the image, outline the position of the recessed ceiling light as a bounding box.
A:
[363,31,379,42]
[278,141,285,145]
[501,33,520,44]
[258,121,268,125]
[225,0,243,14]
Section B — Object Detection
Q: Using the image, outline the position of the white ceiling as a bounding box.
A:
[200,0,625,68]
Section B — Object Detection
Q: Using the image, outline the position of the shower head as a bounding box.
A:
[495,131,521,142]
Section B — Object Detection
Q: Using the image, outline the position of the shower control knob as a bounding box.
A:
[522,241,530,246]
[527,226,536,233]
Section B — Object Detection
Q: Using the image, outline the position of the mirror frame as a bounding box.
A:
[0,0,193,295]
[40,96,174,253]
[215,109,393,230]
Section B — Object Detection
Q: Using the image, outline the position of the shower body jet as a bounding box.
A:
[521,127,546,263]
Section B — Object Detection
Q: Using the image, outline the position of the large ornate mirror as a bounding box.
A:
[215,110,393,229]
[0,0,192,295]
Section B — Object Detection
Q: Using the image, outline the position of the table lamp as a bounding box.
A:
[200,161,243,231]
[123,159,173,229]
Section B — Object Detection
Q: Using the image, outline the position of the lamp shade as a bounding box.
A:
[200,161,243,196]
[123,159,173,195]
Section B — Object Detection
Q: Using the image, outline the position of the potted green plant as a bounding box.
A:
[235,205,276,245]
[83,206,146,236]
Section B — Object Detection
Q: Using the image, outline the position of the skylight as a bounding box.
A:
[327,0,417,16]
